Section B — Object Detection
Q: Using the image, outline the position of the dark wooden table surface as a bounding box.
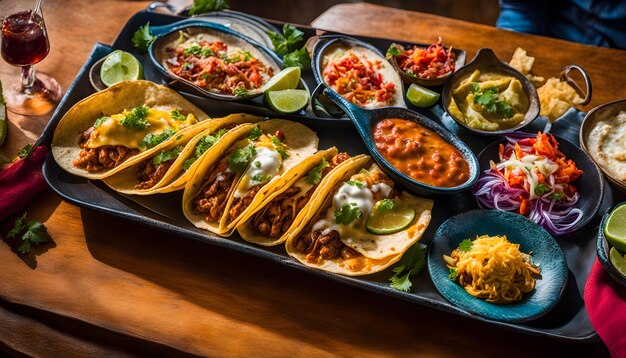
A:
[1,1,618,356]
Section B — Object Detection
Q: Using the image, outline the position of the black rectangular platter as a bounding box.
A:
[39,9,626,342]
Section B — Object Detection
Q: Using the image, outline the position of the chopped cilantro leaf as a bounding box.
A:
[7,212,51,255]
[535,183,549,196]
[233,86,249,97]
[183,129,227,170]
[152,146,182,165]
[252,173,272,183]
[470,84,516,118]
[347,179,365,188]
[389,243,427,292]
[283,47,311,70]
[181,62,193,71]
[254,161,261,168]
[334,203,362,225]
[201,47,215,57]
[271,136,288,159]
[17,144,33,159]
[458,239,473,252]
[377,198,395,212]
[305,157,329,185]
[131,22,155,52]
[184,45,201,56]
[141,128,177,149]
[248,126,262,141]
[405,69,416,77]
[188,0,230,15]
[7,212,27,239]
[386,45,402,57]
[228,144,256,173]
[548,192,564,201]
[120,106,150,130]
[449,267,459,281]
[93,116,108,128]
[267,24,304,55]
[171,109,186,121]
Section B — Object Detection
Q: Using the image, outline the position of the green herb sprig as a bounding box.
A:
[7,212,51,255]
[389,243,427,292]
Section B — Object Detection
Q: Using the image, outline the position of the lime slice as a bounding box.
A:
[0,80,6,147]
[261,66,301,92]
[100,50,144,87]
[366,200,416,235]
[605,205,626,252]
[406,83,440,108]
[265,89,309,114]
[610,247,626,277]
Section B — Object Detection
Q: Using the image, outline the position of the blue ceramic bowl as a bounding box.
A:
[428,209,568,322]
[597,202,626,288]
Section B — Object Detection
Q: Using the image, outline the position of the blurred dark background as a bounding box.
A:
[229,0,500,25]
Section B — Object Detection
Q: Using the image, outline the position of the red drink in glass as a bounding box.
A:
[1,11,50,66]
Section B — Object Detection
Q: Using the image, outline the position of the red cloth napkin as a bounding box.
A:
[584,259,626,357]
[0,145,49,222]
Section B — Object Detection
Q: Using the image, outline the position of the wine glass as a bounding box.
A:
[1,0,61,116]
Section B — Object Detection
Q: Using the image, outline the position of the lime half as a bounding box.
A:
[605,205,626,253]
[406,83,440,108]
[366,200,416,235]
[261,66,301,92]
[0,80,6,147]
[100,50,144,87]
[265,89,309,114]
[610,247,626,277]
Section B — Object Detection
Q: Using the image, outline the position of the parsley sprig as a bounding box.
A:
[334,203,362,225]
[389,243,427,292]
[120,106,150,130]
[188,0,229,15]
[247,126,262,141]
[183,129,227,170]
[376,198,395,212]
[267,24,311,70]
[305,157,329,185]
[152,146,182,165]
[228,144,256,173]
[141,128,177,149]
[131,22,155,52]
[7,213,51,255]
[458,239,473,252]
[347,179,365,188]
[470,83,515,118]
[271,136,288,159]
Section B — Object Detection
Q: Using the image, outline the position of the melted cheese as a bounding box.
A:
[85,109,196,150]
[234,145,282,198]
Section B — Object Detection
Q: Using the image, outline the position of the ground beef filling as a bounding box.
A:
[295,228,361,263]
[135,159,175,190]
[251,152,352,238]
[72,127,139,172]
[193,159,236,223]
[228,184,263,222]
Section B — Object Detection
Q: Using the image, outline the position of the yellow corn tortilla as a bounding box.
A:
[102,114,262,195]
[183,119,319,236]
[52,80,209,180]
[285,158,433,276]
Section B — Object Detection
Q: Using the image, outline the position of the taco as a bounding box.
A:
[285,157,433,276]
[183,119,319,236]
[52,80,209,180]
[237,149,363,246]
[102,114,262,195]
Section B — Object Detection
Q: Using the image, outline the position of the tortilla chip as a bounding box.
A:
[509,47,545,87]
[538,78,583,122]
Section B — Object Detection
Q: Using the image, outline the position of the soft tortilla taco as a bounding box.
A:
[285,158,433,276]
[102,114,262,195]
[183,119,319,236]
[52,80,209,180]
[237,149,364,246]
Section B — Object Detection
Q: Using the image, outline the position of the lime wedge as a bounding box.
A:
[261,67,301,92]
[265,89,309,114]
[605,205,626,253]
[610,247,626,277]
[0,80,6,147]
[406,83,440,108]
[100,50,144,87]
[366,200,416,235]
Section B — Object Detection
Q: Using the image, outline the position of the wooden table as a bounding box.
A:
[0,1,617,356]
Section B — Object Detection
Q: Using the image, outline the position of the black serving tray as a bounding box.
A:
[40,8,626,342]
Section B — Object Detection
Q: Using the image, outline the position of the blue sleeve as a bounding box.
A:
[496,0,549,35]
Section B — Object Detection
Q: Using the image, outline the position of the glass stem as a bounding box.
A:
[21,65,36,93]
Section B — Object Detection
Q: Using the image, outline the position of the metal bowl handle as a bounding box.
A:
[560,64,592,106]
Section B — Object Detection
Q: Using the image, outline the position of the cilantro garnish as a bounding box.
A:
[405,69,416,78]
[334,203,362,225]
[389,243,427,292]
[283,47,311,70]
[93,116,108,128]
[305,157,329,185]
[386,45,402,57]
[188,0,230,15]
[458,239,473,252]
[181,63,193,71]
[377,198,395,212]
[131,22,155,52]
[120,106,150,130]
[17,144,33,159]
[141,128,177,149]
[7,212,51,255]
[347,179,365,188]
[271,136,288,159]
[448,267,459,281]
[254,161,261,168]
[171,109,186,121]
[228,144,256,173]
[548,192,565,201]
[535,183,549,196]
[470,83,516,118]
[248,126,262,141]
[267,24,304,55]
[183,129,228,170]
[152,146,182,165]
[183,45,201,56]
[252,174,272,183]
[233,86,249,97]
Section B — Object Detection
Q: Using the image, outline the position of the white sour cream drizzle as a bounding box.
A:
[234,147,281,198]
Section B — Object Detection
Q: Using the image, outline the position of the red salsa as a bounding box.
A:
[372,118,470,187]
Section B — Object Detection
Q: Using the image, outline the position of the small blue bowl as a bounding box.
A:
[428,209,568,322]
[597,201,626,288]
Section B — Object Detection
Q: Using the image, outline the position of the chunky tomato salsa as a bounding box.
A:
[372,118,470,187]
